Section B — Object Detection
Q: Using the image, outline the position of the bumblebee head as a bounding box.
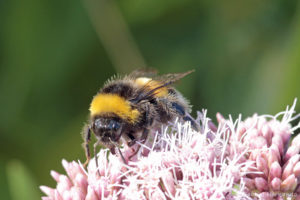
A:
[89,93,141,145]
[92,117,123,143]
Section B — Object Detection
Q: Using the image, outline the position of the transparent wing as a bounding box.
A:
[126,68,158,79]
[151,70,194,84]
[131,70,195,103]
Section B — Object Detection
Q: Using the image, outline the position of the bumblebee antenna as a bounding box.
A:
[117,146,126,164]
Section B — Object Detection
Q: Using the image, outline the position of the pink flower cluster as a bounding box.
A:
[41,101,300,200]
[216,101,300,199]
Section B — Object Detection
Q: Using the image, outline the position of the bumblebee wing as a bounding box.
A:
[151,70,195,84]
[131,70,194,103]
[126,68,158,79]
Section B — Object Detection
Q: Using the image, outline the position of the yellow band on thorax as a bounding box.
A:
[89,93,139,123]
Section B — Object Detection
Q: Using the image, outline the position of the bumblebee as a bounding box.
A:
[82,69,197,167]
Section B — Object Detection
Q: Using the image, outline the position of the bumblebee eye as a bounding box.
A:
[108,119,121,131]
[94,118,103,130]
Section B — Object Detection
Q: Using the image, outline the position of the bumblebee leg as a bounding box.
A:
[140,128,149,143]
[127,139,136,147]
[82,125,91,168]
[127,132,138,147]
[108,138,127,164]
[117,146,127,164]
[171,102,200,131]
[128,103,152,159]
[128,128,149,160]
[171,102,186,116]
[94,140,101,175]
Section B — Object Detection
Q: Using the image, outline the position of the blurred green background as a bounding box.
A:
[1,0,300,199]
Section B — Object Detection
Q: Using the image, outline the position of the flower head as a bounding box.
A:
[216,100,300,199]
[41,100,300,200]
